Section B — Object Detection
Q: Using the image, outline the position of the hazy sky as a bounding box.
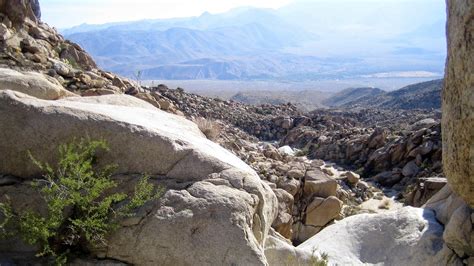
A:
[41,0,294,28]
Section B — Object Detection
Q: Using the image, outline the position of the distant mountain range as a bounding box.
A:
[62,1,447,81]
[327,79,444,110]
[227,79,443,111]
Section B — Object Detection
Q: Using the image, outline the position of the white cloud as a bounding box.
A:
[41,0,294,28]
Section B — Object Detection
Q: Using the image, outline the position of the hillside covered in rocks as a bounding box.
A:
[0,0,472,265]
[339,79,444,110]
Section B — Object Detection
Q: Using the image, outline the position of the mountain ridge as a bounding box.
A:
[61,3,446,81]
[341,79,443,110]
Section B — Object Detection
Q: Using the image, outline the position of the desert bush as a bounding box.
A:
[195,117,221,141]
[0,138,163,264]
[378,199,391,209]
[64,58,80,69]
[309,248,329,266]
[295,147,310,157]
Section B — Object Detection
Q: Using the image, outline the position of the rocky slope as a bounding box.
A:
[0,0,141,98]
[322,87,384,107]
[137,84,303,141]
[230,89,330,112]
[343,79,443,110]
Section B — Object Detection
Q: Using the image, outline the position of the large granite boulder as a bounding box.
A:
[0,90,278,265]
[0,90,250,179]
[0,68,76,100]
[442,0,474,207]
[297,207,459,265]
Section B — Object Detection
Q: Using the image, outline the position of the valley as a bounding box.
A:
[143,77,443,111]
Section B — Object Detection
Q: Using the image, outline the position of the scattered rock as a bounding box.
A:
[402,160,420,177]
[343,171,360,185]
[278,145,294,156]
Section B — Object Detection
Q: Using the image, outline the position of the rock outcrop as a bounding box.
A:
[442,0,474,207]
[0,67,76,99]
[298,207,459,265]
[424,185,474,261]
[0,0,40,26]
[0,90,277,265]
[0,0,139,97]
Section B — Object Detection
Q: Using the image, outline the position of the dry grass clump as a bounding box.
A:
[378,199,392,210]
[194,117,221,141]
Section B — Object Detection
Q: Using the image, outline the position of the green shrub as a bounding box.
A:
[64,58,80,69]
[0,138,163,264]
[295,143,312,157]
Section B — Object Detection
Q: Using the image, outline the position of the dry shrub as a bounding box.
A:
[194,117,221,141]
[378,199,392,209]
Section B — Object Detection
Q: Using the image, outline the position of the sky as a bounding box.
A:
[41,0,294,28]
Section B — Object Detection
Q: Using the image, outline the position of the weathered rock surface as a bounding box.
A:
[0,90,278,265]
[424,185,474,260]
[303,169,337,198]
[0,67,76,99]
[0,90,251,178]
[264,228,313,266]
[442,0,474,207]
[0,0,141,99]
[298,207,459,265]
[305,196,342,227]
[0,0,40,26]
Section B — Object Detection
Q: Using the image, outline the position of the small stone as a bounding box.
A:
[344,171,360,185]
[402,160,420,177]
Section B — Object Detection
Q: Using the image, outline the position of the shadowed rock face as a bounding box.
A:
[31,0,40,20]
[0,0,40,25]
[442,0,474,207]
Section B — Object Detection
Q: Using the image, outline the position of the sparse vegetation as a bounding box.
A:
[282,248,328,266]
[0,138,163,264]
[64,58,80,69]
[133,70,143,86]
[310,248,329,266]
[195,117,221,141]
[378,199,392,210]
[295,144,311,157]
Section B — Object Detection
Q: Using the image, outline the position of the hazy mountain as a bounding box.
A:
[323,87,385,107]
[343,79,444,110]
[63,1,446,81]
